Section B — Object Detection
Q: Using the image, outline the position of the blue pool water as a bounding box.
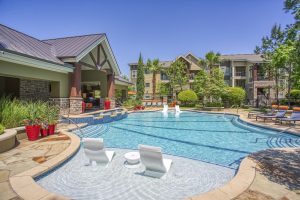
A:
[76,111,300,169]
[36,111,300,199]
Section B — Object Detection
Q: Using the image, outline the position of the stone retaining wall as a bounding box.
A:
[20,79,50,101]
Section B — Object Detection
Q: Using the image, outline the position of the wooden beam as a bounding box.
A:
[89,52,97,67]
[100,44,107,59]
[100,59,107,67]
[97,45,100,65]
[78,61,96,69]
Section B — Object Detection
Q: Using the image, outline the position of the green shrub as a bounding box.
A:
[0,124,5,135]
[289,90,300,99]
[205,101,224,107]
[222,87,246,107]
[178,90,198,106]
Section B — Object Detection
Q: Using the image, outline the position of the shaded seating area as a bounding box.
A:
[256,106,288,122]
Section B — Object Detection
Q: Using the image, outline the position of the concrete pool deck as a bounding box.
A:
[0,109,299,200]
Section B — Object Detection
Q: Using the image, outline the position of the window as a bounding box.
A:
[132,70,137,78]
[235,66,246,76]
[144,95,151,99]
[145,69,150,74]
[145,83,150,87]
[160,73,169,80]
[189,73,195,80]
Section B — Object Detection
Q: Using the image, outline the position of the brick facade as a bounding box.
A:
[69,97,83,114]
[20,79,50,101]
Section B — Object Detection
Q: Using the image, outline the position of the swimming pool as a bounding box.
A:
[36,111,300,199]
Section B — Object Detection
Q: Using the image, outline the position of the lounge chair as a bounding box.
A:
[162,104,168,113]
[157,102,162,106]
[146,102,152,106]
[279,109,300,124]
[152,102,157,106]
[138,144,172,178]
[82,138,115,165]
[248,106,277,118]
[256,108,287,122]
[175,105,182,113]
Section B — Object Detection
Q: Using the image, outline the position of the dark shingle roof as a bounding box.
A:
[0,24,64,64]
[43,34,104,58]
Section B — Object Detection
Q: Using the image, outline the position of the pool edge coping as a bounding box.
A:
[9,131,80,200]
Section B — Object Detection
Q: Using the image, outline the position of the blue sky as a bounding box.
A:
[0,0,294,76]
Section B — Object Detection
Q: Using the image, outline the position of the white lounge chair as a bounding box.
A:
[175,105,182,113]
[138,144,173,178]
[146,102,152,106]
[82,138,115,165]
[162,104,168,113]
[157,102,162,106]
[152,102,157,106]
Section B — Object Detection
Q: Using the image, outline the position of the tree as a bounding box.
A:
[284,0,300,29]
[146,59,162,100]
[193,68,225,103]
[222,87,246,107]
[272,41,297,107]
[193,68,209,103]
[165,59,188,100]
[254,24,287,105]
[157,82,171,97]
[136,53,145,100]
[199,51,221,74]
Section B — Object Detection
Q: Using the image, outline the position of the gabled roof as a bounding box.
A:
[221,54,264,62]
[0,24,64,65]
[43,34,105,58]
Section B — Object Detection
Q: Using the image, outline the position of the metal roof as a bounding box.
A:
[221,54,264,62]
[0,24,64,65]
[43,34,104,58]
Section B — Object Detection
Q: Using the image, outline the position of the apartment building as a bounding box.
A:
[129,53,287,106]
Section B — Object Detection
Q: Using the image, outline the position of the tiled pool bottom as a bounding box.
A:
[36,148,235,200]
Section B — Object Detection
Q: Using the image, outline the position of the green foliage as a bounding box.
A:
[146,58,162,99]
[205,101,224,107]
[178,90,198,106]
[0,96,60,128]
[289,89,300,98]
[123,99,142,108]
[166,59,188,96]
[222,87,246,107]
[136,53,145,100]
[193,68,226,101]
[157,82,171,97]
[199,51,221,73]
[284,0,300,28]
[0,124,5,135]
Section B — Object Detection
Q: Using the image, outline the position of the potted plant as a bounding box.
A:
[24,103,41,141]
[48,105,59,135]
[104,98,111,110]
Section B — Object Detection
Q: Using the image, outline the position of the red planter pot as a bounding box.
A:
[48,124,56,135]
[104,100,111,110]
[40,129,48,137]
[25,125,40,141]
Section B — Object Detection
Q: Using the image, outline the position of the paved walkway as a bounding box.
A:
[0,133,71,200]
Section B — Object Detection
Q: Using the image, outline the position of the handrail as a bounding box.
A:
[60,115,85,138]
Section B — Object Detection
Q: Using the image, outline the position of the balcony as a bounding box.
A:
[235,71,246,77]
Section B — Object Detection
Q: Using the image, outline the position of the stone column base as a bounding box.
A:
[49,98,70,115]
[110,98,116,109]
[69,97,83,114]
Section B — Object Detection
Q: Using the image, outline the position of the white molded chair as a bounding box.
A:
[175,105,182,113]
[138,144,173,178]
[157,102,162,106]
[146,102,152,106]
[82,138,115,165]
[162,104,168,113]
[152,102,157,106]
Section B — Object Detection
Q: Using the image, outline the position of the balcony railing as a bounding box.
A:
[235,72,246,76]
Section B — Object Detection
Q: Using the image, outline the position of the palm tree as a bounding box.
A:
[199,51,221,73]
[147,59,162,100]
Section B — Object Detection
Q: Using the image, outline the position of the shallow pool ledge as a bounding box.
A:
[9,131,80,200]
[187,157,256,200]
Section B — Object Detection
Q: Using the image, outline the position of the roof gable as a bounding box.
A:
[0,24,63,65]
[43,34,104,58]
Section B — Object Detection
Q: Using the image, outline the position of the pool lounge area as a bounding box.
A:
[14,110,298,200]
